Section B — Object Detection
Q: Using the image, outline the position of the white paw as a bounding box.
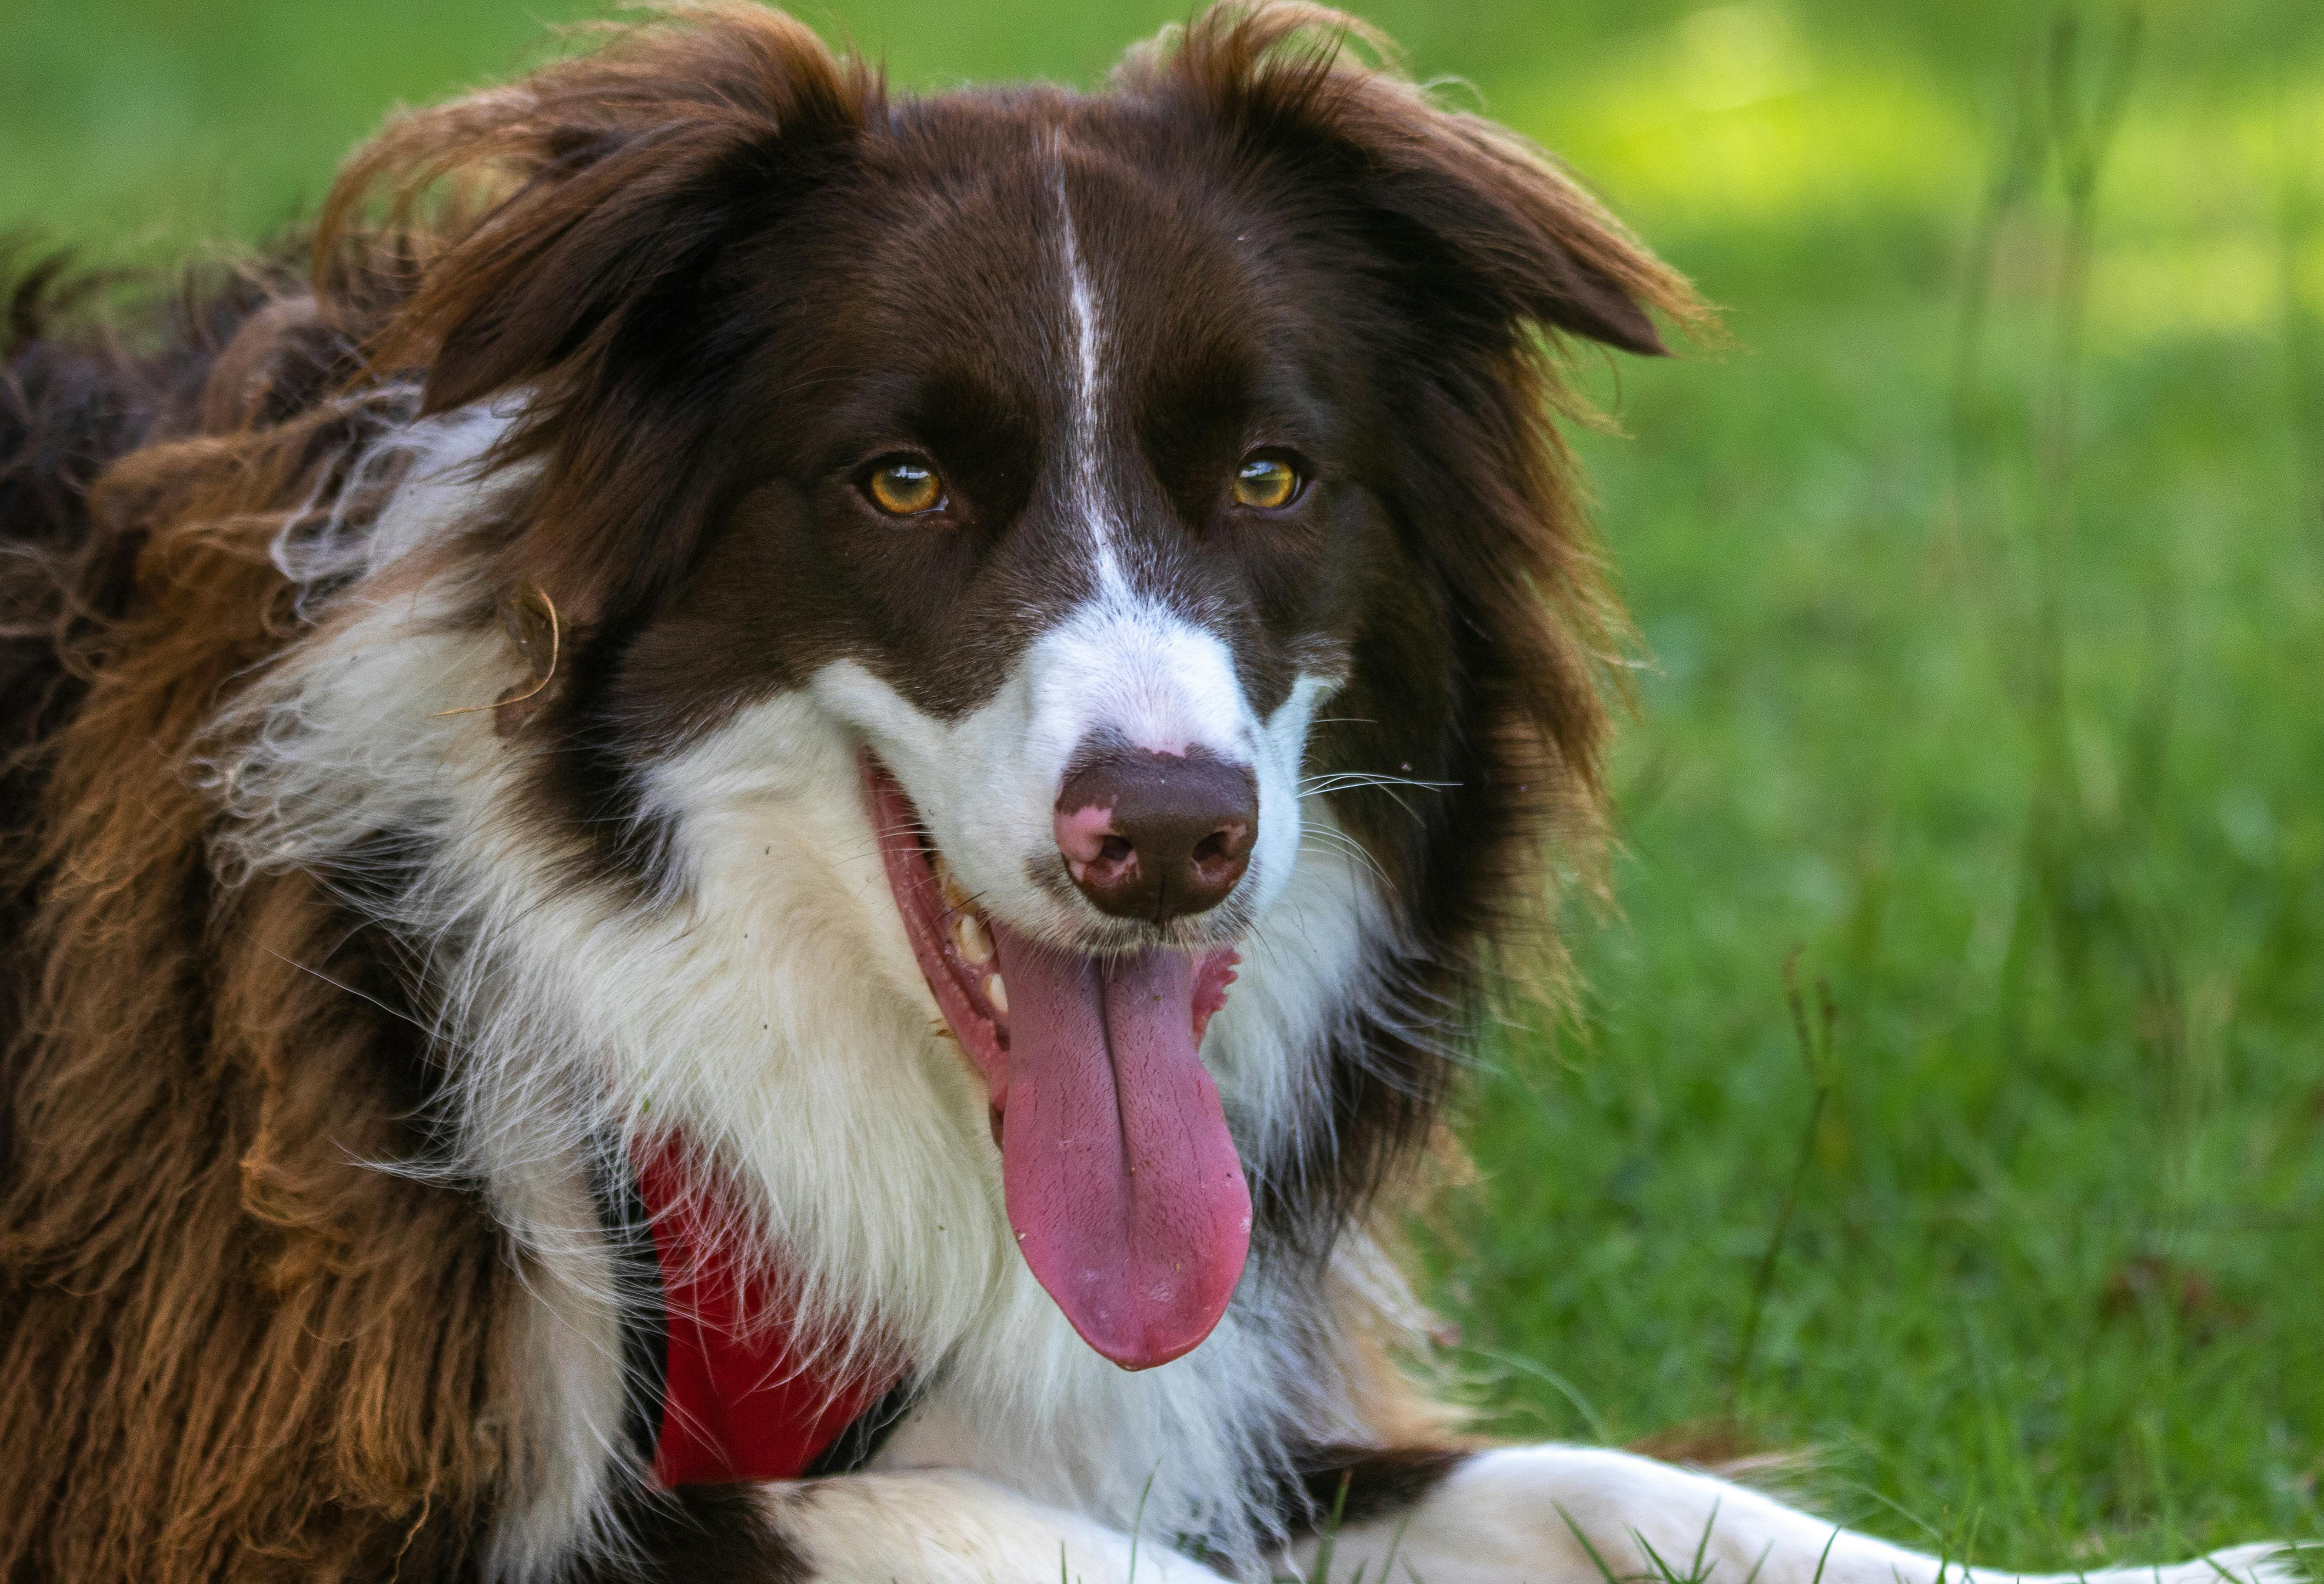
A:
[774,1471,1237,1584]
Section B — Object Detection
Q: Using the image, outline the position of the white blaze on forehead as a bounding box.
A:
[1034,599,1251,761]
[1051,138,1130,601]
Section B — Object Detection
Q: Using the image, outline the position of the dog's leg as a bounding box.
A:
[765,1469,1236,1584]
[1283,1446,2304,1584]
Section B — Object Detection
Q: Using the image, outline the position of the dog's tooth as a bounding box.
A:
[984,974,1007,1016]
[955,912,994,964]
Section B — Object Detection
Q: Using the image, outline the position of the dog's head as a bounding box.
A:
[319,4,1695,1369]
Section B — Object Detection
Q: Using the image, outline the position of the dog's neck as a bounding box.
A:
[626,1135,906,1486]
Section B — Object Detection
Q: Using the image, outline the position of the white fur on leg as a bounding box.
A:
[771,1470,1236,1584]
[1284,1447,2308,1584]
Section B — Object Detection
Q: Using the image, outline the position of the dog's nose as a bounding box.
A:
[1054,749,1257,922]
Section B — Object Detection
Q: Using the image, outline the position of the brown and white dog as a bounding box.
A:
[0,6,2297,1582]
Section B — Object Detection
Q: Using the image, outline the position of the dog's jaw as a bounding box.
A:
[867,753,1250,1369]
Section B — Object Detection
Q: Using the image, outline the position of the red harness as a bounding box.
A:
[631,1139,904,1486]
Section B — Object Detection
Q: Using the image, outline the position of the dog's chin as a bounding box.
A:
[864,755,1250,1371]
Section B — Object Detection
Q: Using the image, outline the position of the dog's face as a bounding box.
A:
[348,12,1682,1374]
[600,103,1411,1369]
[625,104,1383,954]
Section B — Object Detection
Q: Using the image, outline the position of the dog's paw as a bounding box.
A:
[2182,1541,2323,1584]
[2082,1542,2323,1584]
[771,1470,1236,1584]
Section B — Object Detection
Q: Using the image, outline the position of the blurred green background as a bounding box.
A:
[6,0,2321,1570]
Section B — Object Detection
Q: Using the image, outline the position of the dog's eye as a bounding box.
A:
[1231,455,1301,511]
[865,458,946,516]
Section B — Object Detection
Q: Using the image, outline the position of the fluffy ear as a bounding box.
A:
[317,7,879,625]
[1137,3,1704,357]
[331,8,874,411]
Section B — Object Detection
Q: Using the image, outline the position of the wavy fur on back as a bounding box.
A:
[0,295,520,1574]
[0,7,1707,1579]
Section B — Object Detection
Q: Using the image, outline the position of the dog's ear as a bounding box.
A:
[1139,3,1702,357]
[317,9,879,627]
[331,10,873,413]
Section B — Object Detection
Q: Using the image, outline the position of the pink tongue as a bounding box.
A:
[988,923,1252,1370]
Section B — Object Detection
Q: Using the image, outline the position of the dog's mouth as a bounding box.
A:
[866,756,1251,1371]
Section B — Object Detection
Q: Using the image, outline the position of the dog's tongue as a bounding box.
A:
[987,924,1251,1370]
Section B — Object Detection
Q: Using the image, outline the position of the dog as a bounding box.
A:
[0,5,2298,1581]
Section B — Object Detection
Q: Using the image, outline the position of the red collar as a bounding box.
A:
[632,1138,904,1486]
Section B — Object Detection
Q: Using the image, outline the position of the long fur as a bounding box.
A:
[0,5,1709,1579]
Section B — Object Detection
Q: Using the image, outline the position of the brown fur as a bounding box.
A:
[0,7,1707,1578]
[320,7,884,640]
[0,394,524,1576]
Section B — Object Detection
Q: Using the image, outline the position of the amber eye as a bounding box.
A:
[1231,455,1301,511]
[865,458,946,516]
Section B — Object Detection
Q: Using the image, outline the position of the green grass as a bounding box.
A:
[7,0,2321,1571]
